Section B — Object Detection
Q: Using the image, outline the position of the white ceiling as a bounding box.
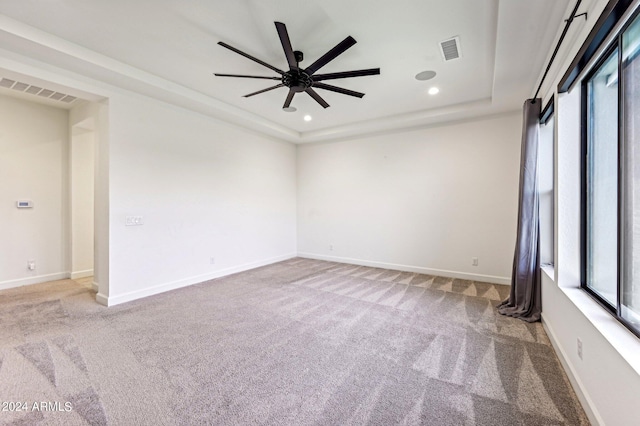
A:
[0,0,571,142]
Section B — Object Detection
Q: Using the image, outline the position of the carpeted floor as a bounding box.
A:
[0,258,588,425]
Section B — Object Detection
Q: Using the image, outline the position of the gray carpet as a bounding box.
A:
[0,258,589,425]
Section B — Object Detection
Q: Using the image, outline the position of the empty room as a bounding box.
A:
[1,0,639,424]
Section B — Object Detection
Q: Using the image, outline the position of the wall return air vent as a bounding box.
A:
[0,78,77,103]
[439,36,462,61]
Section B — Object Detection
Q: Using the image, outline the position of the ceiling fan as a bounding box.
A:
[214,22,380,109]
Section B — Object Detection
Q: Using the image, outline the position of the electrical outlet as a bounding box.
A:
[329,244,334,251]
[210,257,216,265]
[27,260,36,271]
[472,257,479,266]
[577,338,583,360]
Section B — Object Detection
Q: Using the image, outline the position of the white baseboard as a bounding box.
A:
[71,269,94,279]
[0,272,70,291]
[541,315,602,426]
[297,252,511,285]
[91,281,99,291]
[97,253,297,307]
[96,292,108,306]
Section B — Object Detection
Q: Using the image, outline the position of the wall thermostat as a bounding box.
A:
[16,200,33,208]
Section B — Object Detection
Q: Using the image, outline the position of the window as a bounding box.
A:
[582,11,640,336]
[621,13,640,331]
[539,100,555,267]
[585,48,619,306]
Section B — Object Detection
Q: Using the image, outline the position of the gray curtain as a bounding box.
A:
[498,99,542,322]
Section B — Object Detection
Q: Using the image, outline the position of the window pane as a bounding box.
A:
[539,115,555,266]
[622,13,640,331]
[587,49,619,307]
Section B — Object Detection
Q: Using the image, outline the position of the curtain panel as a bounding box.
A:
[498,99,542,322]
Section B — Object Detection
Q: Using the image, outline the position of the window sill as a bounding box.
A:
[541,264,555,281]
[553,275,640,376]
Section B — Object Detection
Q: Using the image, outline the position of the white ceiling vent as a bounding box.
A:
[12,82,29,92]
[26,85,42,94]
[0,78,78,104]
[439,36,462,61]
[0,78,15,88]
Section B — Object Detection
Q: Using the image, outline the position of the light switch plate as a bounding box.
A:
[125,216,144,226]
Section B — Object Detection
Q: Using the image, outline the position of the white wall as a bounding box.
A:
[100,93,297,305]
[542,272,640,425]
[297,113,522,283]
[70,127,95,278]
[0,95,69,289]
[69,100,109,295]
[540,72,640,426]
[537,1,640,425]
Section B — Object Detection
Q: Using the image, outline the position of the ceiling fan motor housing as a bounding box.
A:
[283,69,312,92]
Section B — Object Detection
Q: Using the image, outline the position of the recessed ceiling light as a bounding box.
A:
[304,115,312,122]
[428,87,440,95]
[283,107,297,112]
[415,70,437,81]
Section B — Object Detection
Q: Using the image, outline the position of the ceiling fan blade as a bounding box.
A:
[243,84,285,98]
[214,73,281,80]
[283,89,295,108]
[305,88,330,108]
[218,41,285,75]
[313,68,380,81]
[313,83,364,98]
[305,36,357,75]
[275,22,298,70]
